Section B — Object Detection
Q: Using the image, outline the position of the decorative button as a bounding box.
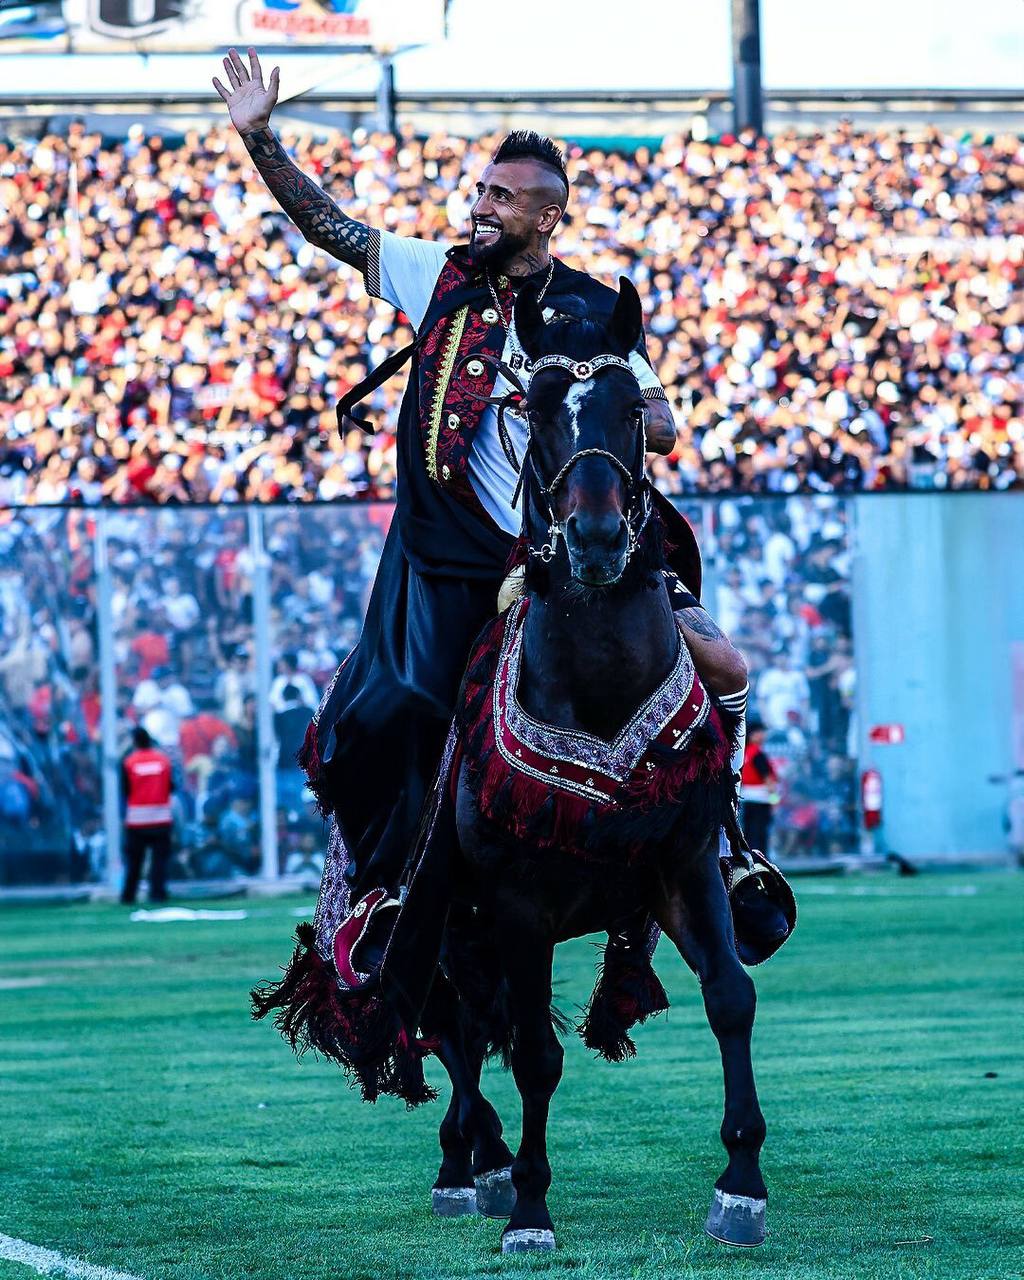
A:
[441,464,451,480]
[466,359,485,378]
[497,275,509,289]
[353,900,366,916]
[481,307,500,325]
[447,413,461,431]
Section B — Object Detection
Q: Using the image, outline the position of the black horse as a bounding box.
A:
[415,279,769,1253]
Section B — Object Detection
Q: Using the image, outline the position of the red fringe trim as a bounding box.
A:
[458,620,735,863]
[297,719,320,783]
[579,940,670,1061]
[250,923,437,1107]
[295,719,333,818]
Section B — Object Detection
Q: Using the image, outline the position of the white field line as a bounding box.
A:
[0,1234,143,1280]
[129,907,248,923]
[796,883,978,897]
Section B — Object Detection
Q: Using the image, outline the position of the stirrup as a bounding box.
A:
[720,844,797,967]
[331,888,401,987]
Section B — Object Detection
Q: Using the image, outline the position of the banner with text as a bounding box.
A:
[52,0,444,53]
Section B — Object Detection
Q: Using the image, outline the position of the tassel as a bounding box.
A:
[578,939,670,1062]
[294,722,332,818]
[251,925,436,1107]
[296,720,320,779]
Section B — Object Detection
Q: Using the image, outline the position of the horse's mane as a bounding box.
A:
[530,309,618,359]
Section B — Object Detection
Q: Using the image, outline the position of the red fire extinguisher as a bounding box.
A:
[862,769,883,831]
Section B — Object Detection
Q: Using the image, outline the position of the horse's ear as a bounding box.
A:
[609,276,643,356]
[513,285,546,359]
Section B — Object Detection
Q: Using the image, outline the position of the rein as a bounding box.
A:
[454,349,654,571]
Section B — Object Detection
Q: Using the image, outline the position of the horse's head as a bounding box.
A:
[516,278,650,587]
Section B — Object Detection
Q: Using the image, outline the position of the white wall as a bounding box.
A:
[852,495,1024,858]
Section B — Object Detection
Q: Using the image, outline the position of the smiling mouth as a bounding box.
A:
[472,221,502,243]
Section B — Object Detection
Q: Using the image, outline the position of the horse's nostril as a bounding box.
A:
[566,511,628,556]
[565,513,581,552]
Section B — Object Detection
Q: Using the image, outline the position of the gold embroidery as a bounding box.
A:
[426,305,469,482]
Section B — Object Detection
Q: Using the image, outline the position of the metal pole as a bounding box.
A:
[94,508,123,894]
[248,507,279,881]
[731,0,763,135]
[848,496,873,856]
[700,500,718,607]
[375,52,397,135]
[66,154,82,274]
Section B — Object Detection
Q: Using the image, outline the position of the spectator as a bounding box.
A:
[269,652,318,714]
[134,665,195,748]
[274,680,313,824]
[0,123,1020,503]
[740,717,780,858]
[757,649,811,733]
[121,725,173,904]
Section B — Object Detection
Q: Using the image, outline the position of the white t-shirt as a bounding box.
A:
[756,667,810,731]
[368,232,665,535]
[164,591,201,632]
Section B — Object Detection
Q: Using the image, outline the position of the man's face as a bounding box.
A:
[468,160,564,268]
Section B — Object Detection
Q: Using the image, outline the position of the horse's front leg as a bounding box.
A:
[421,976,514,1217]
[656,840,768,1247]
[498,930,561,1253]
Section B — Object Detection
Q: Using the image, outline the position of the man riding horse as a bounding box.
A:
[213,50,789,1037]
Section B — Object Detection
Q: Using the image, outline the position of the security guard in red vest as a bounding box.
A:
[740,717,780,858]
[121,726,174,904]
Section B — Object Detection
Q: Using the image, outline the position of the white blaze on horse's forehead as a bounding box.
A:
[563,381,596,444]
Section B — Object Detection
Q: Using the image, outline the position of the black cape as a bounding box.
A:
[312,251,702,915]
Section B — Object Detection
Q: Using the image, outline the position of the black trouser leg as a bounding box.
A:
[121,827,145,904]
[337,562,499,898]
[148,826,171,901]
[741,802,772,857]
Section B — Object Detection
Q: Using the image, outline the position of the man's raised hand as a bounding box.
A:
[212,47,280,135]
[215,46,371,272]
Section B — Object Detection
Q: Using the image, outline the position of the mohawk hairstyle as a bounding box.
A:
[492,130,569,197]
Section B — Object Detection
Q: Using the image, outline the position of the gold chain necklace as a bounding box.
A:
[486,258,555,337]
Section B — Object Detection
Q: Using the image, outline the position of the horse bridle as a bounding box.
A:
[455,351,654,568]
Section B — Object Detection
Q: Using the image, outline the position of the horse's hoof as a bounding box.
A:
[432,1185,477,1217]
[475,1166,516,1218]
[704,1188,767,1247]
[501,1228,555,1253]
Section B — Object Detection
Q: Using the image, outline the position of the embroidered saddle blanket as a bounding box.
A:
[452,597,739,864]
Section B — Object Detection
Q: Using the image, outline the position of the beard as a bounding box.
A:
[468,221,530,268]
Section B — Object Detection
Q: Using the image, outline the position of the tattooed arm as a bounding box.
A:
[678,604,749,695]
[213,47,372,272]
[240,126,371,270]
[643,396,677,455]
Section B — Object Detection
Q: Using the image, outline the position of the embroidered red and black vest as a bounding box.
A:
[416,258,516,520]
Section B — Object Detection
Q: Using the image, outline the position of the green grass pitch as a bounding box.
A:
[0,871,1020,1280]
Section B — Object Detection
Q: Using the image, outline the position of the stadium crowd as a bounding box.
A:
[0,494,853,881]
[1,121,1022,504]
[0,503,389,882]
[703,496,857,854]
